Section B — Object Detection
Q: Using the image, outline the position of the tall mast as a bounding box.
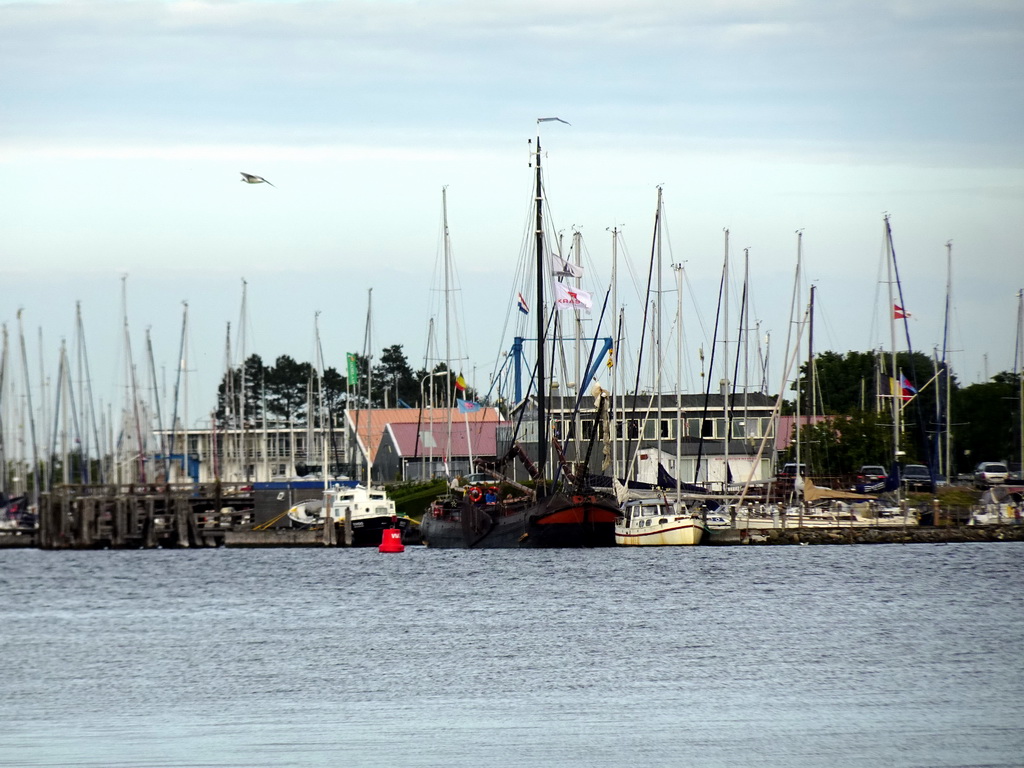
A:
[442,187,452,406]
[884,215,901,468]
[722,227,730,494]
[16,311,39,508]
[533,130,547,482]
[941,241,953,479]
[169,302,189,484]
[808,283,816,423]
[363,288,374,485]
[441,188,455,466]
[610,227,620,479]
[1016,288,1023,483]
[145,328,165,484]
[0,324,7,495]
[673,261,684,501]
[655,188,664,471]
[315,311,327,491]
[238,278,248,481]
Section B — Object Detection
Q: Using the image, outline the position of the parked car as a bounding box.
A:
[973,462,1009,487]
[857,465,887,483]
[777,462,808,478]
[902,464,933,491]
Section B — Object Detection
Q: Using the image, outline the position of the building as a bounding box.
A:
[506,391,779,490]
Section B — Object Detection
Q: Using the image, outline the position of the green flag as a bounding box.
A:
[346,353,359,382]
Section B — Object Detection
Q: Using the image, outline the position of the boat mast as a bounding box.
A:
[16,310,40,508]
[1016,288,1023,483]
[532,130,547,483]
[442,187,455,465]
[314,311,327,491]
[0,324,7,496]
[363,288,374,485]
[673,261,684,501]
[940,240,955,479]
[145,328,165,484]
[722,227,730,495]
[884,216,901,475]
[237,278,248,482]
[610,227,620,480]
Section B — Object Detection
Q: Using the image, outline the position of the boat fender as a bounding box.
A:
[468,486,483,503]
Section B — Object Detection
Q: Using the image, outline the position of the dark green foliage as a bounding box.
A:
[954,371,1021,472]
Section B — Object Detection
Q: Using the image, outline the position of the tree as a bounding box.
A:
[264,355,313,424]
[954,371,1020,474]
[373,345,417,408]
[781,410,891,478]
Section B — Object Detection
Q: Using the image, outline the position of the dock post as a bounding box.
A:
[144,497,158,548]
[344,508,353,547]
[322,514,336,546]
[175,496,191,548]
[81,498,95,548]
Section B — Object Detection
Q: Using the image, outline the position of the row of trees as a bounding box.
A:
[214,344,479,427]
[782,350,1022,477]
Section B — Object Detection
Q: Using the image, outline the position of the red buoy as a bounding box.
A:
[378,528,405,553]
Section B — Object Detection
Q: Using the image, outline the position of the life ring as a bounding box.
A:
[468,486,483,503]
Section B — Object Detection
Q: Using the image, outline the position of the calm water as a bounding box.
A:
[2,543,1022,768]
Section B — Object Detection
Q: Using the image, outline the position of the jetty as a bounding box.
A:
[3,485,1022,549]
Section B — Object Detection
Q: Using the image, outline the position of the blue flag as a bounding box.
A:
[457,398,482,414]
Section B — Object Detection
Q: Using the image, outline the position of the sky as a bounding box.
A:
[2,0,1023,435]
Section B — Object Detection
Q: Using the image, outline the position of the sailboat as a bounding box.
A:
[516,119,621,548]
[418,188,532,548]
[286,305,415,545]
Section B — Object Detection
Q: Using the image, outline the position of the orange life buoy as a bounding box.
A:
[468,486,483,503]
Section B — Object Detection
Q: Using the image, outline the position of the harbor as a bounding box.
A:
[5,483,1024,549]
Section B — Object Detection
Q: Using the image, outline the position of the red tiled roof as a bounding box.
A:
[385,420,498,459]
[346,407,501,462]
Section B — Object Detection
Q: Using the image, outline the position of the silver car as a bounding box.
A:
[974,462,1008,486]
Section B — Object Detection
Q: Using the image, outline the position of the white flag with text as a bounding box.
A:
[553,281,593,312]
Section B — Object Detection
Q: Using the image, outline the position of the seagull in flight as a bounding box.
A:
[240,172,275,187]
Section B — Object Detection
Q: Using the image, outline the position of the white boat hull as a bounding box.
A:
[615,516,703,546]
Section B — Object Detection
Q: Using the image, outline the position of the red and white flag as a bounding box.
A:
[553,281,592,312]
[893,304,911,319]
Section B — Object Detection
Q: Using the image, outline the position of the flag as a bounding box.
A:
[894,304,911,319]
[553,281,593,312]
[517,292,530,314]
[456,398,482,414]
[552,254,584,279]
[346,353,359,382]
[455,373,467,391]
[899,372,917,401]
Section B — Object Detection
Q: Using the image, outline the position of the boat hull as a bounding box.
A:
[521,493,621,548]
[614,517,704,546]
[420,498,527,549]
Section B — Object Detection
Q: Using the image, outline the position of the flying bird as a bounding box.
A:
[240,172,275,187]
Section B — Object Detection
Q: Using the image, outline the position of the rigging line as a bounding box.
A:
[693,267,725,484]
[621,199,660,472]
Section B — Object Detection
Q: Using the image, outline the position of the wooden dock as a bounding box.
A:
[28,484,255,549]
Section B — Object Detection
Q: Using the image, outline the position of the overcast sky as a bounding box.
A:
[2,0,1022,431]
